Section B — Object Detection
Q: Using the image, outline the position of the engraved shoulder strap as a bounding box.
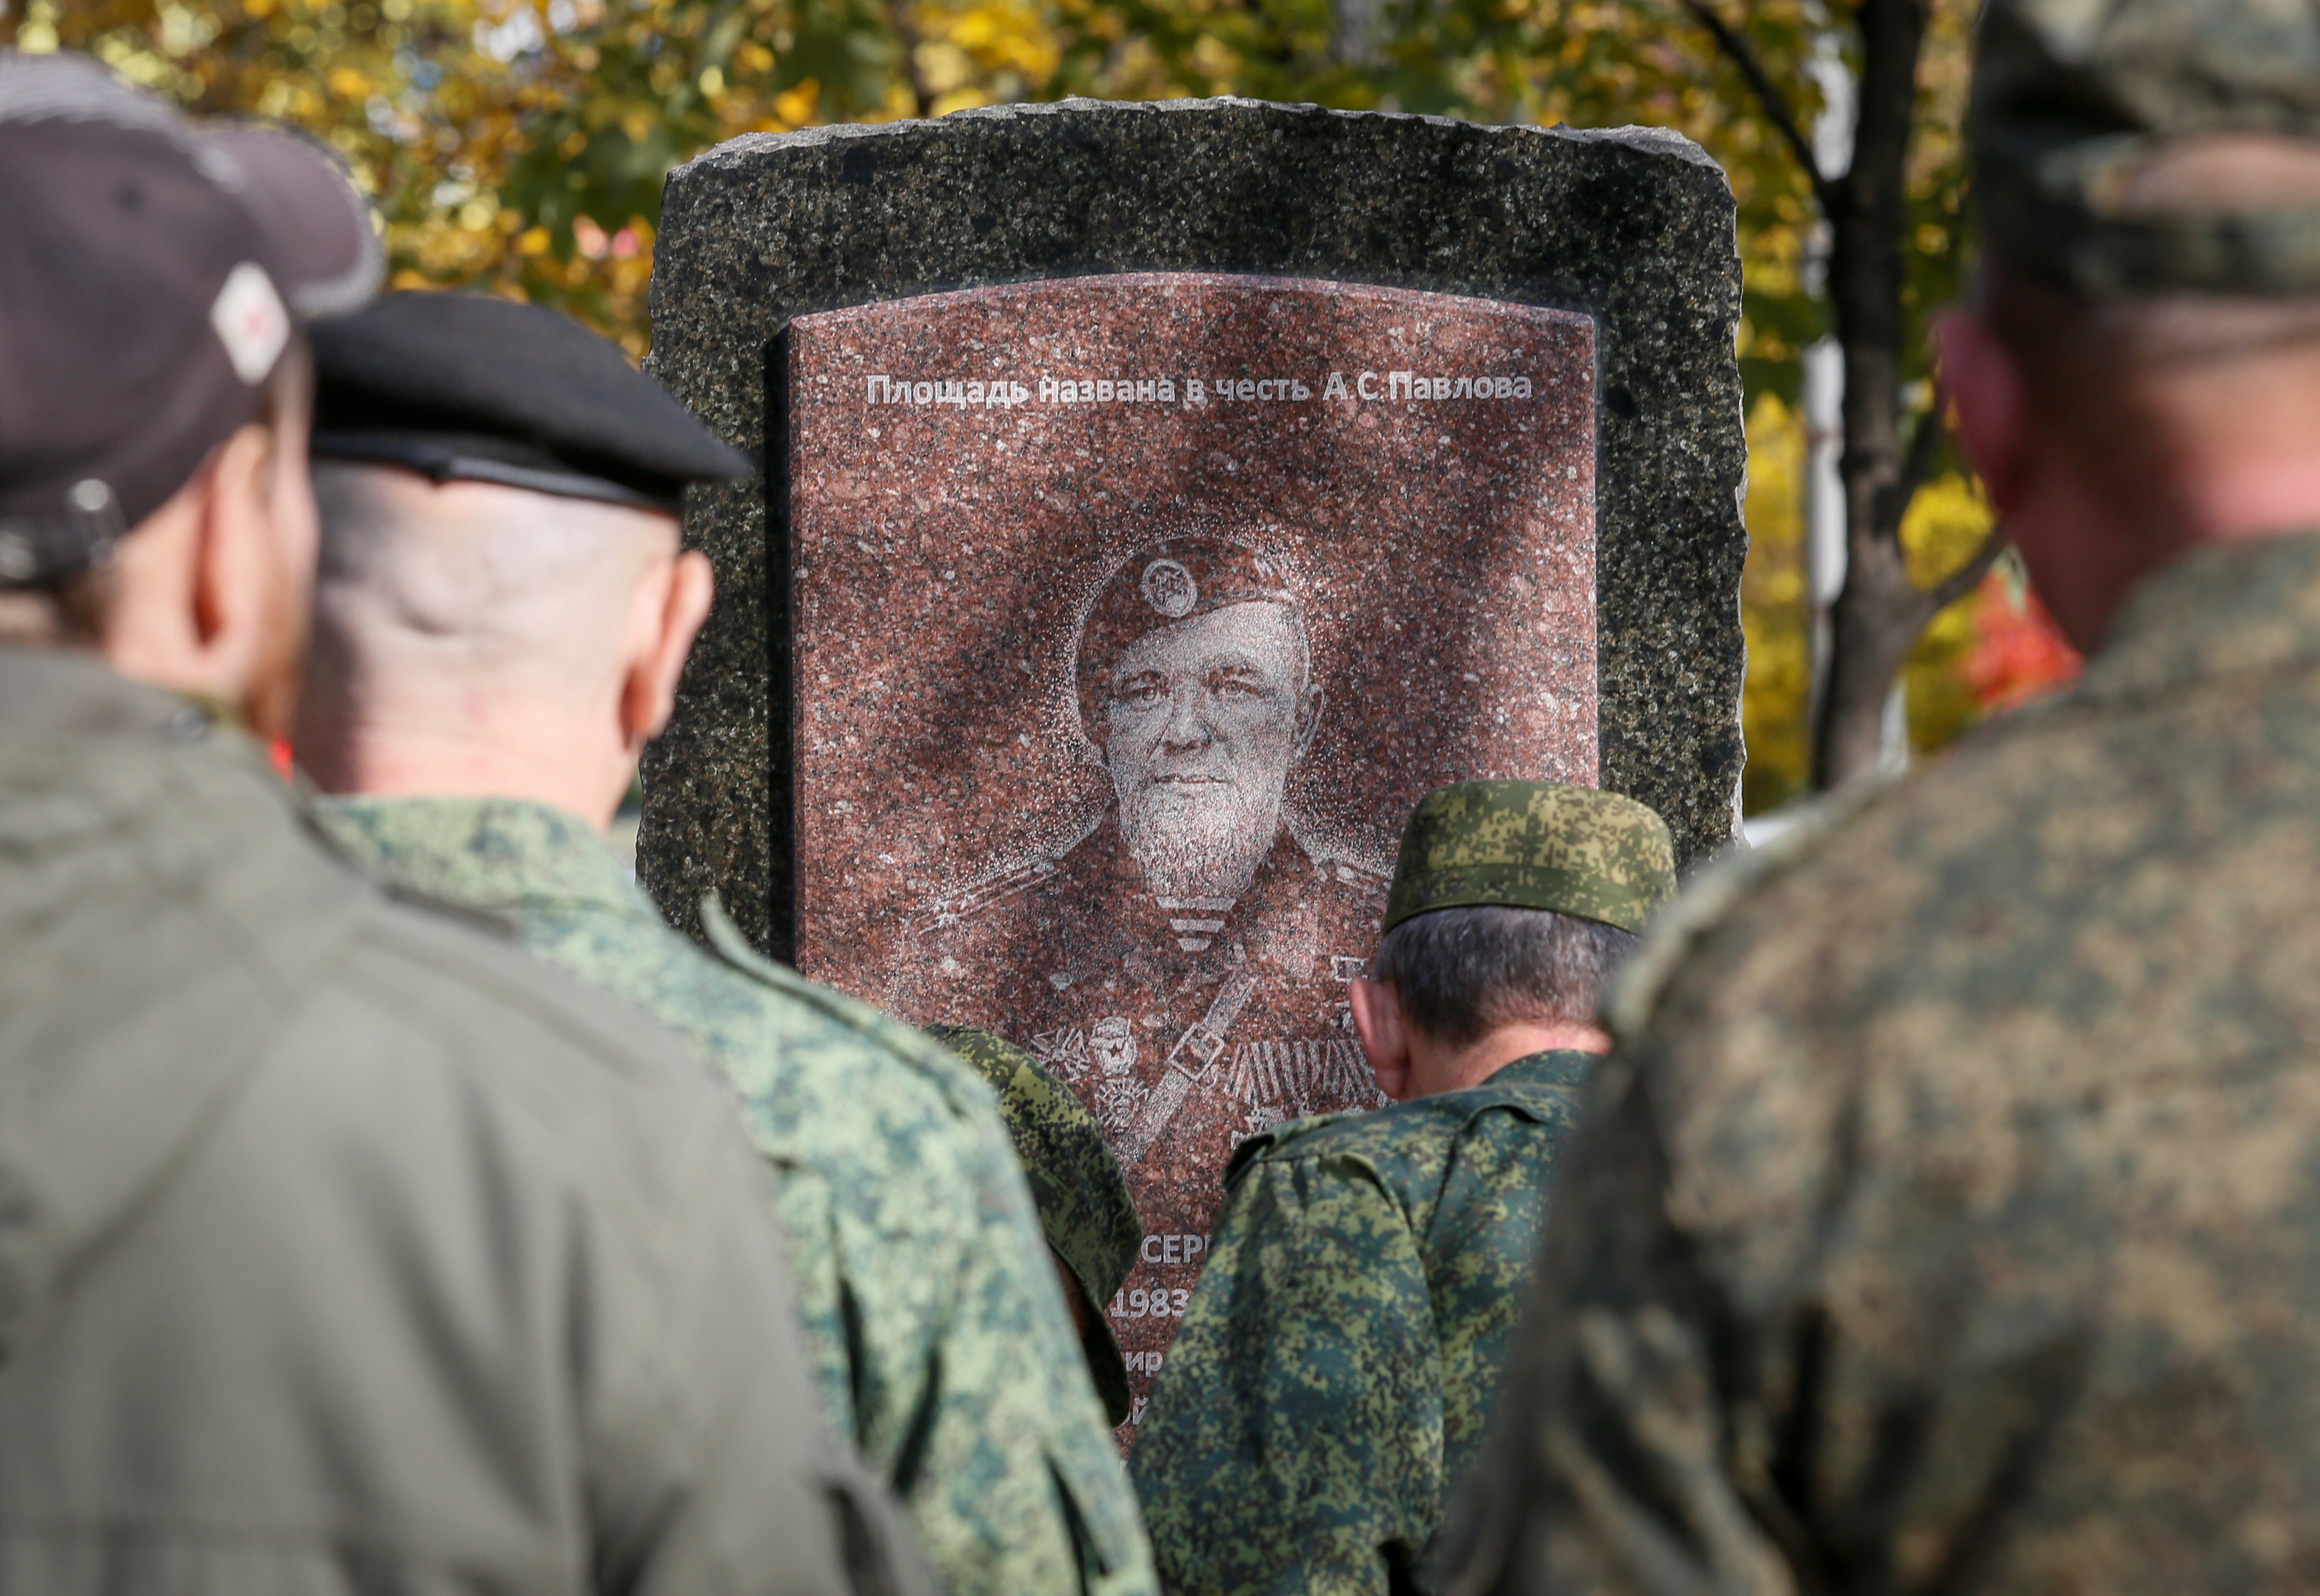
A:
[1120,966,1262,1163]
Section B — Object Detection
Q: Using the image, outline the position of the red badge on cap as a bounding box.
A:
[211,262,290,385]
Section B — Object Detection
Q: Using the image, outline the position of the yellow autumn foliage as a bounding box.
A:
[3,0,1997,806]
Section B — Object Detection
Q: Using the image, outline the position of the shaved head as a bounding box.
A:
[295,462,713,826]
[309,463,673,703]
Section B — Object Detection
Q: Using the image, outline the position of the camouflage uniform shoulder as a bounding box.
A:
[1224,1055,1592,1185]
[698,896,995,1112]
[1223,1107,1370,1182]
[1601,786,1881,1044]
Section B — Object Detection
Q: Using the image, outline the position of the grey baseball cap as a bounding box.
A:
[0,53,382,584]
[1972,0,2320,297]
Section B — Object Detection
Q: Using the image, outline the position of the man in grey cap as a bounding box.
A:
[0,55,921,1596]
[294,291,1156,1596]
[1436,3,2320,1593]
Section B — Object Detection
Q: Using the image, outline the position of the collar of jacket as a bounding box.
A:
[1488,1048,1597,1093]
[2078,530,2320,705]
[0,642,220,743]
[314,794,644,920]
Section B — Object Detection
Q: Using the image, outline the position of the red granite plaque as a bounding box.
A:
[785,272,1596,1430]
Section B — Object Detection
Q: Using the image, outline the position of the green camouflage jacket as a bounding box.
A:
[316,796,1155,1596]
[1436,532,2320,1596]
[1129,1050,1595,1596]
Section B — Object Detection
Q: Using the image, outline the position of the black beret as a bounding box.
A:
[310,291,749,513]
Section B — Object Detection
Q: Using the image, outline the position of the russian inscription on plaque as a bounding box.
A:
[786,272,1597,1423]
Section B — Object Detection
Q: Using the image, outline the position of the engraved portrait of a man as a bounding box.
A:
[895,535,1388,1173]
[1086,548,1321,937]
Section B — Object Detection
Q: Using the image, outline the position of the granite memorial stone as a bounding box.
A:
[642,98,1746,1431]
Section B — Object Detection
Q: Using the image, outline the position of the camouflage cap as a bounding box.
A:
[1380,779,1675,937]
[926,1025,1142,1426]
[1972,0,2320,296]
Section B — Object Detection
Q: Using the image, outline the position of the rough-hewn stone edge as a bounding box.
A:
[667,96,1721,177]
[638,97,1745,958]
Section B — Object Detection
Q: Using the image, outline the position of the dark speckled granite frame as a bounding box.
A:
[641,97,1745,960]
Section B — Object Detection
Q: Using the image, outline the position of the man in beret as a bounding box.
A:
[295,290,1156,1596]
[927,1026,1144,1429]
[901,536,1393,1426]
[1438,1,2320,1592]
[1128,780,1675,1596]
[0,57,907,1596]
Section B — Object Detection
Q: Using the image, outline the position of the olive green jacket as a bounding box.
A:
[0,648,923,1596]
[317,796,1155,1596]
[1131,1050,1595,1596]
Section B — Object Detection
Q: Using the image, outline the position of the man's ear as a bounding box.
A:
[622,547,714,750]
[1293,682,1325,759]
[1349,974,1412,1103]
[186,422,275,652]
[1937,307,2031,518]
[185,418,311,740]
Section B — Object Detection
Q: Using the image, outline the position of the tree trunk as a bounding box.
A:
[1814,536,1936,784]
[1334,0,1386,67]
[1808,0,1926,791]
[1681,0,2007,793]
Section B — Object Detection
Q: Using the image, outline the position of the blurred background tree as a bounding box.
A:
[2,0,2079,816]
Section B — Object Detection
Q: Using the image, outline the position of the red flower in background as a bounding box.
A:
[1966,571,2082,713]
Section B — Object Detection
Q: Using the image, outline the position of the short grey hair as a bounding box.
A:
[1368,904,1637,1047]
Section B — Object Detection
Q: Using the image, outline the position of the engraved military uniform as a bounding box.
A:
[926,811,1389,1153]
[1133,782,1676,1596]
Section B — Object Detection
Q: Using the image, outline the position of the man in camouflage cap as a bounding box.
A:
[1437,2,2320,1592]
[1130,780,1674,1595]
[928,1026,1144,1427]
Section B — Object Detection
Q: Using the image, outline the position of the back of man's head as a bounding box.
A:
[1949,0,2320,646]
[293,293,747,826]
[1355,781,1674,1098]
[0,54,378,727]
[302,464,684,797]
[1369,903,1635,1044]
[1976,137,2320,504]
